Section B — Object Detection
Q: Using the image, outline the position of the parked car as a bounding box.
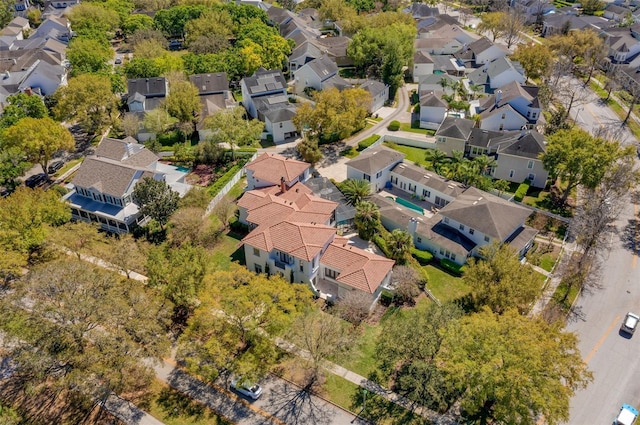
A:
[25,173,46,188]
[47,160,64,174]
[0,188,10,198]
[230,377,263,400]
[621,312,639,335]
[615,404,638,425]
[115,56,122,64]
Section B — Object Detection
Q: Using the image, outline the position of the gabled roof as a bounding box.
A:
[467,128,504,149]
[390,162,466,198]
[242,68,287,96]
[304,176,356,221]
[322,74,350,91]
[403,2,439,18]
[346,145,405,175]
[414,50,434,64]
[479,103,528,123]
[71,157,156,197]
[303,55,338,81]
[435,116,474,140]
[321,241,394,293]
[495,81,539,107]
[263,105,297,123]
[468,57,524,86]
[360,79,388,97]
[245,152,310,185]
[189,73,229,95]
[94,137,158,167]
[267,5,295,26]
[491,130,546,159]
[127,78,167,98]
[420,90,447,108]
[439,187,532,240]
[459,36,495,58]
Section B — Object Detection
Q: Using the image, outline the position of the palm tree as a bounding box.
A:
[472,154,497,176]
[425,149,448,174]
[354,201,380,241]
[341,179,370,206]
[385,229,413,264]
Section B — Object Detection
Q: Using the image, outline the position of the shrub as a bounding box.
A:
[411,248,433,265]
[514,180,531,202]
[229,220,249,235]
[380,289,395,306]
[413,104,420,113]
[372,234,392,258]
[439,258,465,276]
[388,120,400,131]
[207,164,241,196]
[357,134,380,151]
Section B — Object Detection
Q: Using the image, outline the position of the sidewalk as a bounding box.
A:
[529,240,578,317]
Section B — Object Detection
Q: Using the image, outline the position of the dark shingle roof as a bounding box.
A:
[243,68,287,96]
[420,91,447,108]
[304,177,356,221]
[492,130,546,159]
[127,78,167,98]
[346,146,405,175]
[391,162,466,198]
[189,73,229,95]
[435,116,474,140]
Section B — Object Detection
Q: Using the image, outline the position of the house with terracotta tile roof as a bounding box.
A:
[239,153,395,305]
[244,152,311,190]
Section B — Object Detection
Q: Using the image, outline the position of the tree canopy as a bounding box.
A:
[0,93,48,129]
[164,79,201,130]
[132,177,180,229]
[438,308,592,425]
[3,117,74,179]
[203,106,263,156]
[67,37,113,75]
[511,42,554,81]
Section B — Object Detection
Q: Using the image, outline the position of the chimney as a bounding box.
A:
[24,86,32,95]
[495,90,502,106]
[280,176,287,193]
[408,217,418,236]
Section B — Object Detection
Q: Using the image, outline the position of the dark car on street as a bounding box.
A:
[47,160,64,174]
[25,173,46,188]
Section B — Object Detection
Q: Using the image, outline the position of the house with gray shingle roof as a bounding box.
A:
[62,136,190,234]
[360,79,389,113]
[419,90,448,130]
[413,50,435,83]
[346,145,405,192]
[127,77,168,112]
[454,36,508,68]
[467,57,526,91]
[292,55,350,94]
[189,72,236,140]
[434,116,474,156]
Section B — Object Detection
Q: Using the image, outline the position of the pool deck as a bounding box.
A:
[378,187,437,219]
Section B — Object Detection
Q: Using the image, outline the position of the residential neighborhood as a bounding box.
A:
[0,0,639,424]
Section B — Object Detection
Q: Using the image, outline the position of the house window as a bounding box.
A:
[528,173,536,181]
[437,137,445,143]
[459,224,465,231]
[443,217,449,224]
[300,264,304,272]
[509,169,515,178]
[255,264,263,274]
[450,253,456,261]
[423,189,431,198]
[484,235,490,242]
[527,160,534,169]
[439,247,445,255]
[279,123,283,128]
[325,268,338,279]
[253,248,260,257]
[499,124,504,131]
[417,237,422,243]
[469,228,475,235]
[376,171,383,178]
[532,113,537,119]
[363,174,371,182]
[501,113,506,119]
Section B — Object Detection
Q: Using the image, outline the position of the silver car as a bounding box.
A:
[621,312,639,335]
[230,377,263,400]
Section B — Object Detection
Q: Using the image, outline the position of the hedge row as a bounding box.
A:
[411,248,433,265]
[372,234,392,258]
[357,134,381,151]
[207,164,242,196]
[439,258,465,276]
[514,180,531,202]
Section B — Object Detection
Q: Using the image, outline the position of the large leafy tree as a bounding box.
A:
[0,93,48,128]
[438,308,592,425]
[511,41,554,81]
[0,187,70,277]
[354,200,380,240]
[132,177,180,229]
[376,302,463,411]
[541,127,626,204]
[66,37,112,75]
[0,260,171,407]
[164,79,200,134]
[184,9,232,51]
[465,243,541,314]
[67,3,119,40]
[0,0,14,28]
[236,19,292,73]
[179,265,313,382]
[0,147,30,191]
[3,117,74,179]
[203,106,263,158]
[153,5,206,38]
[53,74,119,133]
[477,12,505,42]
[293,87,371,143]
[121,13,155,37]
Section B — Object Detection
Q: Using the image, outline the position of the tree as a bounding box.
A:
[478,12,505,42]
[106,233,146,279]
[184,9,232,50]
[143,108,178,135]
[164,79,200,135]
[179,265,313,382]
[0,187,70,277]
[341,178,370,206]
[153,5,205,38]
[122,13,155,37]
[146,243,207,321]
[354,200,380,241]
[213,197,236,229]
[203,107,263,159]
[581,0,605,15]
[179,187,211,209]
[333,290,372,326]
[0,0,14,28]
[67,3,119,40]
[168,206,220,248]
[437,308,592,424]
[53,74,118,133]
[3,117,74,179]
[425,148,448,174]
[0,147,30,191]
[121,113,141,138]
[511,42,554,81]
[66,37,112,75]
[542,128,626,204]
[49,221,102,259]
[287,309,352,386]
[0,260,171,408]
[464,243,541,314]
[297,137,323,166]
[376,302,463,411]
[293,87,371,143]
[385,229,412,264]
[0,93,48,128]
[132,177,180,230]
[390,265,423,305]
[502,10,525,49]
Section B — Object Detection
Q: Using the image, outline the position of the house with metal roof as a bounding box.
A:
[62,136,190,234]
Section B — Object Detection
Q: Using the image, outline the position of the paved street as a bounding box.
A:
[565,199,640,424]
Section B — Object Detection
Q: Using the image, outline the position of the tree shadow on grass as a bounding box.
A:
[348,383,430,425]
[156,385,207,421]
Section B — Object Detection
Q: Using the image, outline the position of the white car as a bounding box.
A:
[615,404,638,425]
[621,312,639,335]
[230,377,263,400]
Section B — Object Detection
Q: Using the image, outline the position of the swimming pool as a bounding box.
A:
[175,166,191,173]
[386,196,425,215]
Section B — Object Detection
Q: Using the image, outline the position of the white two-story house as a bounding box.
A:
[346,145,405,193]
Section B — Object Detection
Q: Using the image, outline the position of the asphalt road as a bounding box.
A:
[565,199,640,424]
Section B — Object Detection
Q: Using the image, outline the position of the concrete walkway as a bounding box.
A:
[529,240,578,317]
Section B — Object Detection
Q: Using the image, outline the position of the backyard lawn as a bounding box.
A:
[383,142,431,167]
[423,264,472,303]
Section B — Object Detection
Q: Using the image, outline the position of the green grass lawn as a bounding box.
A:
[383,142,431,167]
[539,253,557,272]
[141,380,231,425]
[398,123,435,135]
[330,321,383,378]
[54,158,83,178]
[423,264,472,303]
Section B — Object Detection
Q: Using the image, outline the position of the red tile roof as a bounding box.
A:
[243,221,337,261]
[321,242,395,293]
[245,152,310,185]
